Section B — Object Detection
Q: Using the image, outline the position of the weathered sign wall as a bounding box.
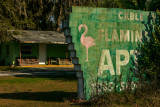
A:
[64,6,156,100]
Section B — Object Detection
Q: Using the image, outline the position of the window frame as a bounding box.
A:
[20,45,32,55]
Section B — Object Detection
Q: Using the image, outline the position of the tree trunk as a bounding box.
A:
[57,4,62,32]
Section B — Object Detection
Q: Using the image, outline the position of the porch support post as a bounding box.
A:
[19,45,21,66]
[66,52,68,65]
[66,45,68,65]
[49,57,50,65]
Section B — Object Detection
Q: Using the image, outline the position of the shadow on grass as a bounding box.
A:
[0,91,77,102]
[15,75,77,81]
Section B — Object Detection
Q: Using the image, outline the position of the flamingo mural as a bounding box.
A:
[78,24,96,62]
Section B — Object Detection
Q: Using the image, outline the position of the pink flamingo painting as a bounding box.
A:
[78,24,96,62]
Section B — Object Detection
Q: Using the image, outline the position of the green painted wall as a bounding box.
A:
[69,6,156,100]
[47,44,68,59]
[0,42,14,65]
[0,42,39,65]
[0,42,68,66]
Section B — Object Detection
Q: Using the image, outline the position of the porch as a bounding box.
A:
[16,43,72,66]
[0,30,73,67]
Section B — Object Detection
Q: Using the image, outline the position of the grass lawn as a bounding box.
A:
[0,75,78,107]
[0,66,24,71]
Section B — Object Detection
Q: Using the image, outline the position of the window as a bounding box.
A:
[6,45,9,56]
[21,46,32,55]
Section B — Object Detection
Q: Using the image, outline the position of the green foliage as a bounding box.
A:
[0,0,124,43]
[120,0,160,11]
[0,0,36,29]
[0,0,55,42]
[89,0,122,8]
[138,11,160,81]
